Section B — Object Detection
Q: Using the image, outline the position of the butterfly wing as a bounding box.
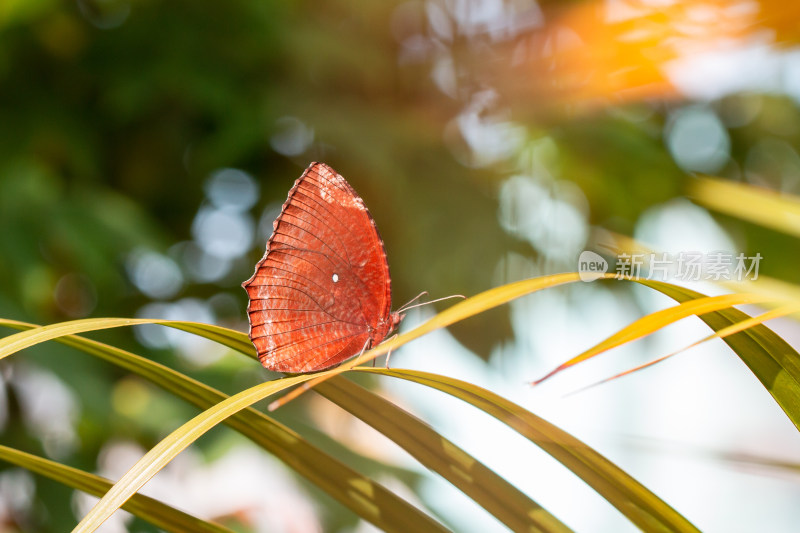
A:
[243,162,393,372]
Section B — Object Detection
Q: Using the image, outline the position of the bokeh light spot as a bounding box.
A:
[54,273,97,318]
[498,174,588,261]
[12,364,79,459]
[175,241,232,283]
[126,249,184,299]
[205,168,259,212]
[111,377,151,418]
[666,105,731,173]
[191,207,254,260]
[270,116,314,156]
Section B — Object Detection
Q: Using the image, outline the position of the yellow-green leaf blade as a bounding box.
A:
[690,175,800,238]
[317,377,572,533]
[637,280,800,431]
[0,445,232,533]
[72,376,314,532]
[0,318,255,361]
[534,292,774,384]
[574,302,800,394]
[356,368,700,533]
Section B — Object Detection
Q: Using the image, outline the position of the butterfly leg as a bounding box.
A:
[352,337,372,367]
[382,334,399,369]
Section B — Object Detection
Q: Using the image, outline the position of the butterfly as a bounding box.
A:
[243,162,403,372]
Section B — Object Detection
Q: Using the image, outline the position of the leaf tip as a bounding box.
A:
[530,365,565,386]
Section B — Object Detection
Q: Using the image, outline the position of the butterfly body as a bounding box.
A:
[243,162,402,373]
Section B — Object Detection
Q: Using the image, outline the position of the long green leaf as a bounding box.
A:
[0,445,232,533]
[317,377,573,533]
[0,317,254,361]
[637,280,800,431]
[690,175,800,238]
[72,376,313,532]
[354,368,700,533]
[0,320,448,533]
[573,302,800,394]
[534,292,772,384]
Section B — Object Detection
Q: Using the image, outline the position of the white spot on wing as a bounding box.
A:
[332,273,339,283]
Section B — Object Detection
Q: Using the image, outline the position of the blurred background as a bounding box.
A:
[2,0,800,531]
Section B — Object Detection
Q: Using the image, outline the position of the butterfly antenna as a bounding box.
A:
[397,291,428,311]
[397,294,466,313]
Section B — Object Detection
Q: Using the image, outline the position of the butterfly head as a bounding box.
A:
[390,311,404,332]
